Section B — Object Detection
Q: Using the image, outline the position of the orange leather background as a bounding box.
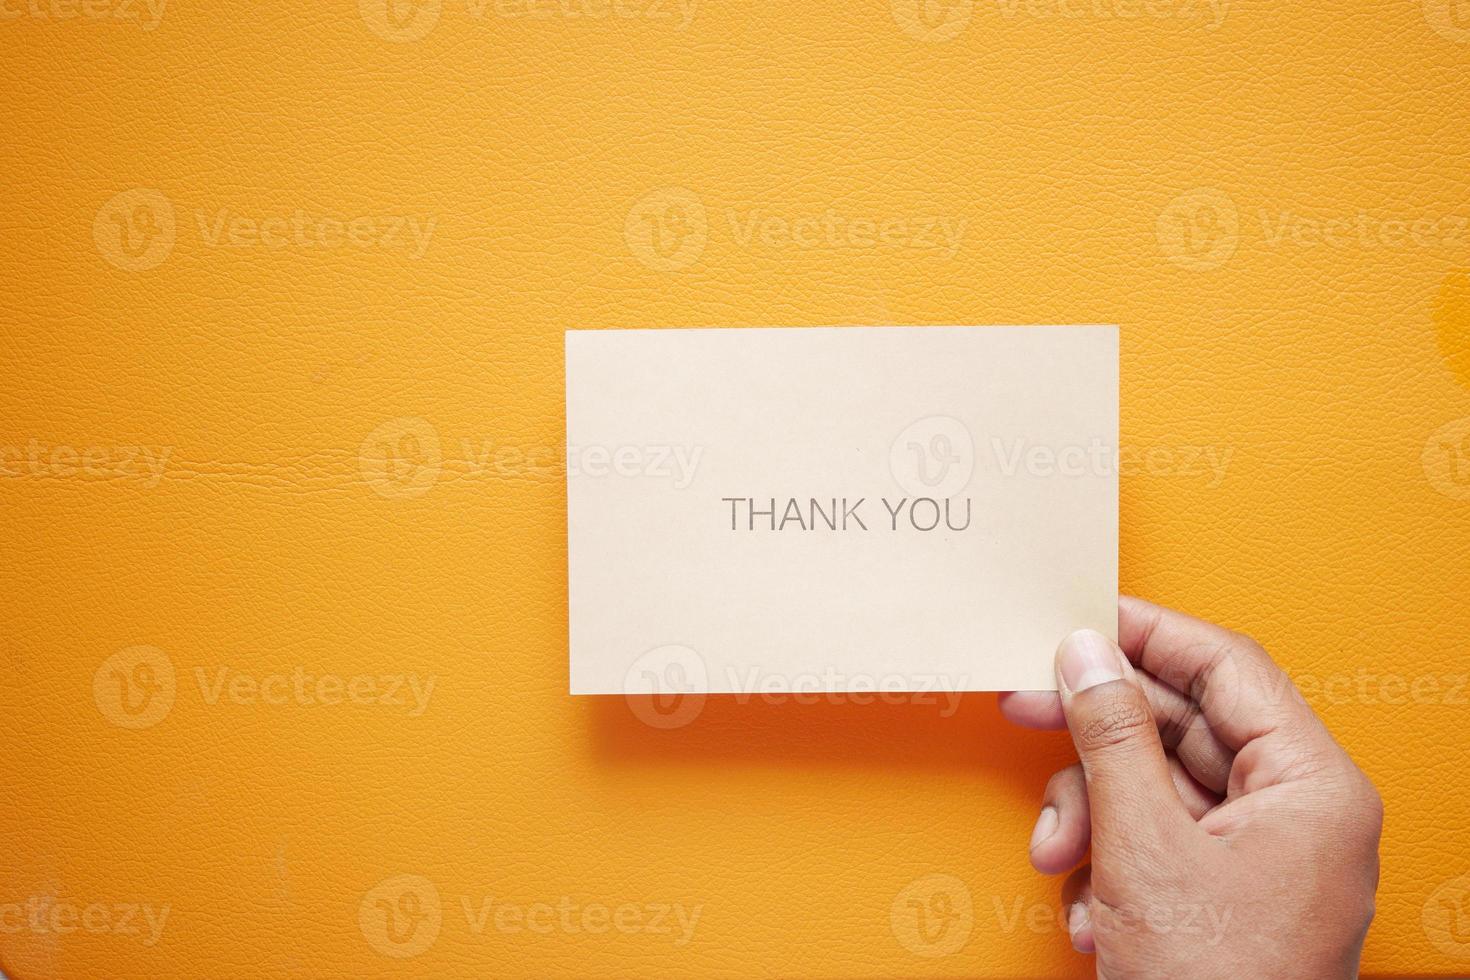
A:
[2,1,1468,977]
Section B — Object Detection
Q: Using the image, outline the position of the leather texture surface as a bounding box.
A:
[1,0,1468,977]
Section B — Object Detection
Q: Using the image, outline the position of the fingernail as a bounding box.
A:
[1067,902,1091,951]
[1058,629,1123,692]
[1029,805,1059,851]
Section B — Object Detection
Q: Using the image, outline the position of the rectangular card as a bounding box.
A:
[566,326,1118,695]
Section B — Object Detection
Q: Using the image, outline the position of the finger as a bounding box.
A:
[1056,629,1192,860]
[998,690,1064,729]
[999,669,1240,793]
[1029,764,1091,875]
[1167,754,1223,818]
[1031,755,1220,882]
[1001,676,1236,795]
[1060,864,1095,954]
[1118,595,1318,750]
[1141,672,1235,794]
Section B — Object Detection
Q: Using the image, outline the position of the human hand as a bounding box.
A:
[998,596,1383,978]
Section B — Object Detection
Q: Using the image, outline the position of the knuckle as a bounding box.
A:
[1314,767,1385,844]
[1154,698,1202,747]
[1074,694,1154,753]
[1226,629,1272,667]
[1226,627,1258,650]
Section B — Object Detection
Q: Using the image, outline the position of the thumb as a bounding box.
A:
[1056,629,1189,861]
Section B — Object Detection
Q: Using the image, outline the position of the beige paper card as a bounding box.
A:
[566,326,1117,695]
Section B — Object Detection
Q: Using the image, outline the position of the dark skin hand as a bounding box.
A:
[999,596,1383,979]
